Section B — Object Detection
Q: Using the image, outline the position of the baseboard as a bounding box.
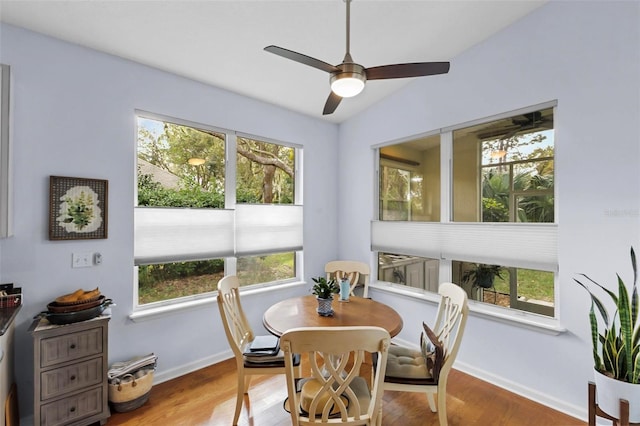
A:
[153,349,233,385]
[390,336,586,423]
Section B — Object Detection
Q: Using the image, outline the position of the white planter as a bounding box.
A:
[594,369,640,422]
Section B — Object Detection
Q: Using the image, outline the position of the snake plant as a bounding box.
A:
[574,246,640,384]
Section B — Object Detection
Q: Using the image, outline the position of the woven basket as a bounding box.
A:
[108,369,154,412]
[110,391,151,413]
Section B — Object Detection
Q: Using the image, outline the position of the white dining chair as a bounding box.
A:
[325,260,371,298]
[383,282,469,426]
[217,275,301,425]
[280,326,390,425]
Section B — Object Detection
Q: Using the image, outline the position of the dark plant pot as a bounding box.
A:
[475,273,495,289]
[316,297,334,316]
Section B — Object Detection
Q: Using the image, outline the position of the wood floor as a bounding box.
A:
[106,357,586,426]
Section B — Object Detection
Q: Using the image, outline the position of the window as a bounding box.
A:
[452,108,554,223]
[373,103,557,318]
[453,261,554,317]
[379,135,440,222]
[135,113,301,307]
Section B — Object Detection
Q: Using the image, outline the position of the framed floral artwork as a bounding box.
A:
[49,176,108,240]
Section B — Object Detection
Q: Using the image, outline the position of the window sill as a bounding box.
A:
[370,281,566,335]
[467,300,566,335]
[128,280,305,323]
[129,296,216,322]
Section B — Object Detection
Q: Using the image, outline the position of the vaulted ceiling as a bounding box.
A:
[0,0,547,123]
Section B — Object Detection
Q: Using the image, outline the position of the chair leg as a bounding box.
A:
[233,371,245,425]
[427,392,437,412]
[437,390,448,426]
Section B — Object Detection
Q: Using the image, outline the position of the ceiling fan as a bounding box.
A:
[264,0,450,115]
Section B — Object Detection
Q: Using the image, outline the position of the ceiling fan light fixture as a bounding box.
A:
[330,63,366,98]
[331,74,365,98]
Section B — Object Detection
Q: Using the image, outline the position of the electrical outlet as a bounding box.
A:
[72,252,92,268]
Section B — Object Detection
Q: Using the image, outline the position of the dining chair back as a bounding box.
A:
[281,326,390,426]
[383,282,469,426]
[217,275,300,425]
[325,260,371,298]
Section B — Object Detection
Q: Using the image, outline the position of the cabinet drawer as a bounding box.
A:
[40,356,103,400]
[40,326,103,368]
[40,386,104,426]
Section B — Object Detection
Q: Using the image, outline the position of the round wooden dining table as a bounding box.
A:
[263,295,403,337]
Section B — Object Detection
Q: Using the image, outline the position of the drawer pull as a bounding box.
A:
[69,343,76,349]
[70,375,76,381]
[69,406,76,413]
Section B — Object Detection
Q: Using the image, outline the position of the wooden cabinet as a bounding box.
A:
[31,316,110,426]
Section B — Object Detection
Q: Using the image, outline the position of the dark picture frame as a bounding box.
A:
[49,176,108,240]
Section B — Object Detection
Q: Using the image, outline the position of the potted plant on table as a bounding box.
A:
[311,276,339,316]
[574,246,640,422]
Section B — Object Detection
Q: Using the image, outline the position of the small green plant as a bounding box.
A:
[462,263,504,289]
[311,276,339,299]
[574,246,640,384]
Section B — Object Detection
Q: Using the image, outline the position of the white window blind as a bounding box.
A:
[235,204,303,257]
[371,221,442,259]
[134,207,234,265]
[371,221,557,271]
[135,205,303,265]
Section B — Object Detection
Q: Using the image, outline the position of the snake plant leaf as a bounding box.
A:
[589,302,603,371]
[618,274,634,381]
[577,273,619,305]
[632,247,638,287]
[602,329,618,376]
[575,278,611,326]
[630,247,639,342]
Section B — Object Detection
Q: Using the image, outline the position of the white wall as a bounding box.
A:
[0,23,339,420]
[338,1,640,420]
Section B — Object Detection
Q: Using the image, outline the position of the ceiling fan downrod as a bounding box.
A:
[331,0,366,98]
[345,0,352,61]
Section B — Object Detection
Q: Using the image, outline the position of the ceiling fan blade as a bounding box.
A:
[264,45,339,74]
[323,92,342,115]
[366,62,450,80]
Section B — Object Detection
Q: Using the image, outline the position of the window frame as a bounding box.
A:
[133,110,303,316]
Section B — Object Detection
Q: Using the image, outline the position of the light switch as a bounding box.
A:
[72,252,92,268]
